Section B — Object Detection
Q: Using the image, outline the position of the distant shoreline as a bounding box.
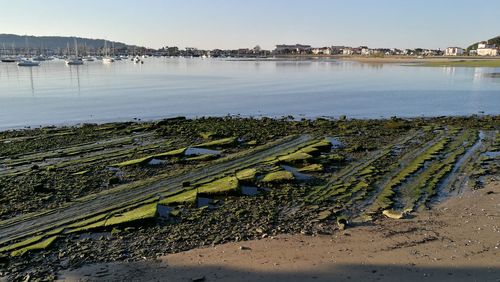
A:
[231,55,500,66]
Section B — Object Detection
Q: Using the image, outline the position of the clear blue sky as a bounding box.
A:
[3,0,499,49]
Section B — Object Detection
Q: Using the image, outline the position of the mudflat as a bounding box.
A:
[340,56,500,67]
[58,181,500,282]
[0,116,498,281]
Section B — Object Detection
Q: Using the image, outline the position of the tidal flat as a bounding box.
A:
[0,116,499,280]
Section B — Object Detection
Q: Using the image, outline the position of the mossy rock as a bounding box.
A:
[246,140,258,146]
[154,147,187,158]
[200,131,216,139]
[261,170,294,183]
[10,236,58,257]
[327,154,345,162]
[0,235,45,254]
[186,154,217,162]
[382,209,406,219]
[298,164,323,173]
[194,137,237,148]
[236,168,258,182]
[198,176,240,195]
[160,189,197,206]
[112,147,186,167]
[317,210,332,220]
[298,146,320,155]
[104,203,158,227]
[112,155,153,167]
[300,139,332,153]
[359,166,376,176]
[67,214,107,230]
[278,152,313,164]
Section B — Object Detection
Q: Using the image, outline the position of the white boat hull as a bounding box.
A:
[17,60,40,67]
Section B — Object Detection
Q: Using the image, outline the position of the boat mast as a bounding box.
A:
[74,38,78,58]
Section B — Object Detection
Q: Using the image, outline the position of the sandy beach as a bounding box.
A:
[58,180,500,282]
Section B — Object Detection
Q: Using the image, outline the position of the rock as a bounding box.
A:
[382,209,405,219]
[239,246,251,251]
[337,217,348,230]
[191,276,205,282]
[317,210,332,221]
[108,177,121,185]
[0,254,9,264]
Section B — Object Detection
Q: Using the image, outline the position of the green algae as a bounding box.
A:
[185,154,217,162]
[10,236,58,257]
[111,147,186,167]
[0,235,45,254]
[66,214,108,229]
[68,220,107,233]
[153,147,187,158]
[194,137,237,148]
[112,155,154,167]
[326,153,345,162]
[104,203,158,227]
[317,210,332,220]
[298,164,324,173]
[235,168,258,182]
[246,140,258,146]
[261,170,295,183]
[373,137,450,210]
[198,176,240,195]
[278,152,313,164]
[159,190,197,206]
[301,139,332,152]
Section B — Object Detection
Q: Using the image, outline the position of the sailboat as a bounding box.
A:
[33,44,47,61]
[17,59,40,67]
[82,43,95,61]
[1,43,19,62]
[102,40,115,64]
[18,40,40,66]
[66,39,84,65]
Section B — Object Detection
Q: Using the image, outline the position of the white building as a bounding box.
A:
[444,47,464,56]
[477,42,498,56]
[311,47,332,55]
[361,47,373,56]
[342,48,354,55]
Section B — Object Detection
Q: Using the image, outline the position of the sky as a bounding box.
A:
[2,0,499,50]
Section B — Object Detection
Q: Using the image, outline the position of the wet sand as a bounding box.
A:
[58,180,500,282]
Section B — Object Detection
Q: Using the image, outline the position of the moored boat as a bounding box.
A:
[66,58,84,65]
[1,57,19,63]
[66,39,84,65]
[17,59,40,67]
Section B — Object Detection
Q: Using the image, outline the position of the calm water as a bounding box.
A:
[1,58,499,130]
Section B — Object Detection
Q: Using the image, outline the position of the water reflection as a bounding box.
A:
[68,65,81,94]
[28,67,34,96]
[1,58,500,130]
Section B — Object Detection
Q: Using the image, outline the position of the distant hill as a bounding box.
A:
[0,34,140,50]
[467,35,500,51]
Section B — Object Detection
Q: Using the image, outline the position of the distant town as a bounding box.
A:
[0,34,499,59]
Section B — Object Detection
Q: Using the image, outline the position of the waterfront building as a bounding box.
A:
[444,47,464,56]
[477,42,499,56]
